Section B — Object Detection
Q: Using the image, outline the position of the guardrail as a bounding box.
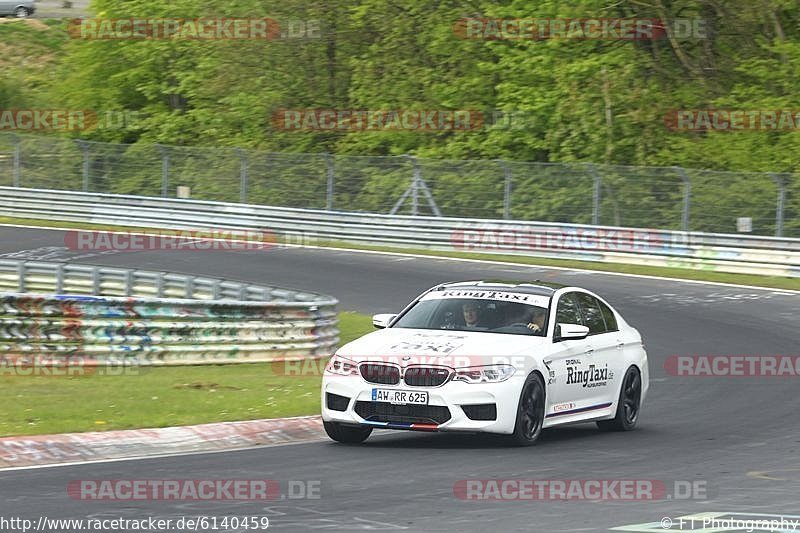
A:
[0,259,339,365]
[0,187,798,278]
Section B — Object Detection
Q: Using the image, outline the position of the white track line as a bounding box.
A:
[0,437,329,472]
[0,431,404,473]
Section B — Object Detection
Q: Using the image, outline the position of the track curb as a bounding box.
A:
[0,415,325,469]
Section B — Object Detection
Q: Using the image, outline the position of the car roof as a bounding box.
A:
[432,280,570,297]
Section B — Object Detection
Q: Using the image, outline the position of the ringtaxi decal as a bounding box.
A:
[566,363,614,388]
[421,290,551,308]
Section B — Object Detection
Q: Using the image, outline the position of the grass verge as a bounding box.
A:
[0,311,373,437]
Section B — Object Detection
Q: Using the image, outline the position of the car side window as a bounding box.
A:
[575,293,607,335]
[555,293,582,327]
[598,299,619,332]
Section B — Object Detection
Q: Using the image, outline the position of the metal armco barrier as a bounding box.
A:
[0,187,798,278]
[0,259,338,365]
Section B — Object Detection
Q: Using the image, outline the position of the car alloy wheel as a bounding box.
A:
[597,366,642,432]
[510,372,545,446]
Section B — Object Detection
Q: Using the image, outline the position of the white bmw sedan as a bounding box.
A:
[321,281,648,446]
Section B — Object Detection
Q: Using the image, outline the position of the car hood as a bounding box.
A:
[336,327,546,365]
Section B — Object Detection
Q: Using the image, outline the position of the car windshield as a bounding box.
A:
[392,296,549,336]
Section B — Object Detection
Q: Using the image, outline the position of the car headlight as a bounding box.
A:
[453,364,516,384]
[325,354,359,376]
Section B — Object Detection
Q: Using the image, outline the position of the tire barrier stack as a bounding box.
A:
[0,260,338,365]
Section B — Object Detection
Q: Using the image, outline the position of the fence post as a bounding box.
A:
[769,173,786,237]
[236,148,248,203]
[410,155,419,216]
[497,159,512,220]
[324,152,334,210]
[75,140,90,192]
[156,144,169,197]
[12,134,21,187]
[586,163,601,225]
[674,167,692,232]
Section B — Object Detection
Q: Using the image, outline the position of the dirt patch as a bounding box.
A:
[173,382,245,391]
[0,19,50,30]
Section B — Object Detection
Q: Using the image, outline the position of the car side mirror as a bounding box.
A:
[372,313,397,329]
[554,323,589,342]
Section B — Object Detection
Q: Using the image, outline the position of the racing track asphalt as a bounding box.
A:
[0,226,798,532]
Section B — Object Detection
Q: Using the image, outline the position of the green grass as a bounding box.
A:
[4,215,795,291]
[0,311,374,437]
[0,19,69,100]
[0,19,69,50]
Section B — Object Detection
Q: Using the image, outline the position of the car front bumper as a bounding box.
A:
[321,373,525,434]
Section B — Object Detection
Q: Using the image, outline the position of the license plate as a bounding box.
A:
[372,388,429,405]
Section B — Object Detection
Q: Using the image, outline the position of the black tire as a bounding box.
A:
[597,366,642,432]
[509,372,546,446]
[323,421,372,444]
[14,7,30,17]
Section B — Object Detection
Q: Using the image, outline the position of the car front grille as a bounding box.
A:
[354,401,452,425]
[403,366,451,387]
[359,364,400,385]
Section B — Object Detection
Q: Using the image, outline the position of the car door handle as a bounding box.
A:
[584,348,594,355]
[617,342,625,349]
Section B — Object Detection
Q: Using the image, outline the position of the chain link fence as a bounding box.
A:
[0,132,795,237]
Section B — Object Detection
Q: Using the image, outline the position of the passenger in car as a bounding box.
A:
[462,302,483,328]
